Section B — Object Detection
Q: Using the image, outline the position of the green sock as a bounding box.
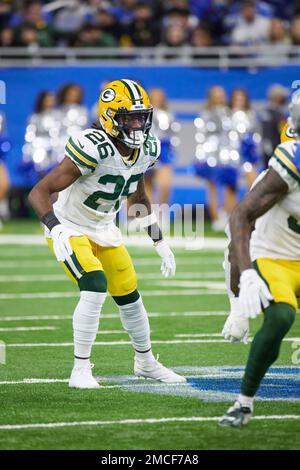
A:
[241,302,295,397]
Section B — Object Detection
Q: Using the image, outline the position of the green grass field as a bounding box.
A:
[0,223,299,450]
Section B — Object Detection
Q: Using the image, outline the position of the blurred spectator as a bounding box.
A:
[163,24,188,47]
[0,160,10,228]
[290,15,300,45]
[194,85,261,230]
[9,0,53,28]
[23,84,89,179]
[163,5,199,34]
[194,85,231,230]
[17,25,47,48]
[14,1,54,47]
[22,91,60,177]
[0,0,13,29]
[56,83,89,160]
[73,24,117,48]
[260,83,289,167]
[53,1,89,40]
[145,88,178,217]
[0,111,10,226]
[191,25,213,47]
[189,0,214,20]
[116,0,139,25]
[93,8,122,41]
[269,17,291,44]
[0,0,299,52]
[0,26,15,47]
[230,0,271,46]
[127,2,161,47]
[229,87,261,188]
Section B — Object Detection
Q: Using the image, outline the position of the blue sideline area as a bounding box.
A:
[1,64,300,205]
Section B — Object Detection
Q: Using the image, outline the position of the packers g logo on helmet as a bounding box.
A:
[280,122,297,143]
[98,79,153,149]
[101,88,116,102]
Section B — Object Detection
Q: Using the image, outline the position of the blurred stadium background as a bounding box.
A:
[1,0,300,232]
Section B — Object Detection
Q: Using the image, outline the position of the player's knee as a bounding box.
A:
[78,270,107,293]
[113,289,140,306]
[265,302,295,339]
[109,259,137,296]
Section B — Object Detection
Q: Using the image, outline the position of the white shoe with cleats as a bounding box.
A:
[69,362,100,389]
[134,357,186,383]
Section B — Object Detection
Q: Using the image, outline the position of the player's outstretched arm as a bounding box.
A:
[28,157,81,219]
[129,176,176,277]
[230,168,288,318]
[230,168,288,271]
[28,157,81,262]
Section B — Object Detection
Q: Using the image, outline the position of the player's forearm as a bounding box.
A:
[133,195,163,243]
[228,242,241,296]
[28,182,55,220]
[229,208,253,273]
[0,165,10,200]
[130,178,163,243]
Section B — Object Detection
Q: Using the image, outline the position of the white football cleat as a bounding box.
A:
[68,363,100,389]
[134,357,186,383]
[219,400,252,428]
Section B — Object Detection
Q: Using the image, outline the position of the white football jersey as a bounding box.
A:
[250,140,300,260]
[53,127,160,246]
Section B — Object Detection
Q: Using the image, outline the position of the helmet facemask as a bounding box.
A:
[113,107,153,149]
[288,100,300,137]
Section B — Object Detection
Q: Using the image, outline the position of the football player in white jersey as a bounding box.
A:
[219,101,300,427]
[29,79,186,388]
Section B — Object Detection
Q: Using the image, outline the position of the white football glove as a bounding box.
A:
[154,240,176,277]
[222,311,249,344]
[50,224,79,262]
[239,269,273,319]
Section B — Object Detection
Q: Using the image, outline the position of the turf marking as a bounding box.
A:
[0,289,226,300]
[175,333,223,337]
[5,340,229,348]
[0,258,222,269]
[154,281,226,289]
[0,415,299,431]
[0,272,224,282]
[0,311,228,322]
[4,338,299,348]
[0,234,227,250]
[0,326,56,332]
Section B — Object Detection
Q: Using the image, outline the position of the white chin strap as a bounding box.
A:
[121,130,145,149]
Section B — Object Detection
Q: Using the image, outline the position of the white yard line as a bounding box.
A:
[0,378,120,388]
[0,415,298,431]
[0,378,69,385]
[0,275,67,282]
[4,338,299,348]
[0,259,222,269]
[154,281,226,289]
[0,315,74,321]
[140,272,224,279]
[0,311,228,322]
[0,234,227,250]
[0,272,224,282]
[0,326,56,332]
[175,333,223,337]
[0,289,226,300]
[4,340,229,347]
[0,261,58,268]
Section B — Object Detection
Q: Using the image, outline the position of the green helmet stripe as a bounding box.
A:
[120,79,136,102]
[121,79,143,104]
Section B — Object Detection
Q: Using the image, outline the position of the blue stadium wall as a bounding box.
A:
[1,64,300,199]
